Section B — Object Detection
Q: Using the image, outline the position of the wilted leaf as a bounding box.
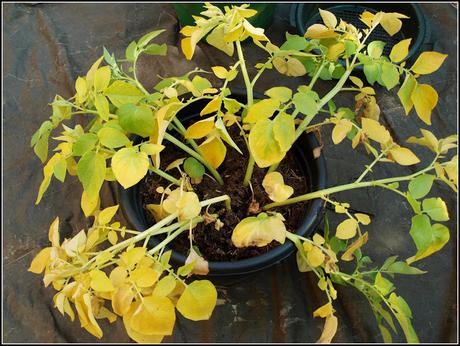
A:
[262,172,294,202]
[231,212,286,247]
[162,188,201,220]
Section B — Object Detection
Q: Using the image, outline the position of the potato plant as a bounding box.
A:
[30,3,457,343]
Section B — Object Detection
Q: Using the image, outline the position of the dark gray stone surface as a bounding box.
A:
[3,2,457,343]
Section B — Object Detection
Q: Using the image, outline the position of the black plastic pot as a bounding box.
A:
[290,3,432,67]
[118,91,327,278]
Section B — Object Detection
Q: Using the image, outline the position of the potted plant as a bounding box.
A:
[29,3,456,343]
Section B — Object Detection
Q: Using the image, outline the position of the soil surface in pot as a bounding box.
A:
[139,126,309,261]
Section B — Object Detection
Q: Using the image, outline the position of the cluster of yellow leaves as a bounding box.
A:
[180,3,268,60]
[29,213,218,343]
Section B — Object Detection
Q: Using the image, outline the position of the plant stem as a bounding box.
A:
[354,145,395,184]
[236,40,258,187]
[309,60,326,89]
[148,164,181,186]
[264,158,437,210]
[163,132,224,185]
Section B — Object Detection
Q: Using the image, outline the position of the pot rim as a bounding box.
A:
[117,90,327,277]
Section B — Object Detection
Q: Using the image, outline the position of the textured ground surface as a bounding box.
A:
[3,3,457,343]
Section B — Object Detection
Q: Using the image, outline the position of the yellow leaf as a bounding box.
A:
[153,275,177,297]
[212,66,228,79]
[313,302,333,318]
[248,119,284,168]
[206,23,234,57]
[410,51,448,75]
[181,37,194,60]
[390,38,412,63]
[200,97,222,115]
[85,229,100,251]
[120,247,146,269]
[176,280,217,321]
[273,57,307,77]
[242,20,267,41]
[331,119,352,145]
[262,172,294,202]
[180,25,198,37]
[224,24,244,42]
[146,204,169,222]
[90,269,115,292]
[98,205,119,225]
[94,306,117,323]
[75,293,103,339]
[361,117,392,145]
[389,146,420,166]
[355,213,371,225]
[109,266,128,287]
[350,76,363,88]
[411,83,438,125]
[360,11,375,27]
[162,188,202,221]
[62,230,87,257]
[123,303,165,343]
[313,233,325,246]
[305,23,337,39]
[48,217,60,247]
[75,76,88,104]
[307,246,325,268]
[107,230,118,245]
[94,66,111,91]
[112,284,135,316]
[380,12,408,36]
[317,314,338,343]
[244,99,280,123]
[336,218,358,240]
[326,42,345,61]
[86,56,104,89]
[199,136,226,169]
[129,295,176,335]
[130,266,159,288]
[319,8,337,28]
[28,247,52,274]
[184,117,215,139]
[341,232,369,261]
[231,212,286,247]
[112,147,149,189]
[81,190,99,217]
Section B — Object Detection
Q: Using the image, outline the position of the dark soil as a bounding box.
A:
[139,125,309,262]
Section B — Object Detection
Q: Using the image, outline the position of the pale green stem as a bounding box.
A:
[264,157,438,210]
[163,132,224,185]
[309,60,326,88]
[354,144,395,184]
[149,164,181,186]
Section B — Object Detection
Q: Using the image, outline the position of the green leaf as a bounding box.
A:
[375,272,394,296]
[381,62,400,90]
[388,293,419,343]
[143,43,167,56]
[280,35,308,51]
[272,113,295,152]
[117,103,155,137]
[73,133,98,156]
[184,157,205,179]
[104,81,144,108]
[138,29,166,48]
[422,197,449,221]
[32,121,53,163]
[264,87,292,103]
[244,99,280,123]
[408,174,435,199]
[111,147,149,189]
[292,90,317,116]
[386,261,426,275]
[77,151,106,198]
[177,261,195,277]
[407,214,450,263]
[97,127,130,149]
[125,41,138,62]
[363,62,380,85]
[367,41,385,59]
[406,192,422,214]
[397,74,417,115]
